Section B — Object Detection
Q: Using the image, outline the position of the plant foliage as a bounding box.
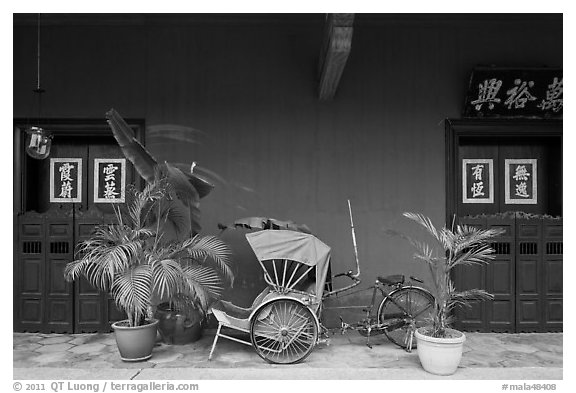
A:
[388,212,504,338]
[64,173,233,327]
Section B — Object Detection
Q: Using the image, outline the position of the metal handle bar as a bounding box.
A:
[334,270,354,278]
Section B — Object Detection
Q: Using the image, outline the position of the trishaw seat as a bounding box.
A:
[212,287,271,320]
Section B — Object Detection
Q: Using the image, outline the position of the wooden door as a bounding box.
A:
[14,120,143,333]
[448,120,562,333]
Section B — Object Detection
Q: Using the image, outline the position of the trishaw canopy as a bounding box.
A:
[245,230,331,303]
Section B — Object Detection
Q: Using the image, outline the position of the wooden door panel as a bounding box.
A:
[545,301,563,323]
[17,214,46,331]
[45,213,74,332]
[542,219,562,331]
[47,258,70,294]
[545,260,562,295]
[20,258,43,294]
[491,300,514,330]
[77,298,103,326]
[20,299,43,326]
[517,300,541,331]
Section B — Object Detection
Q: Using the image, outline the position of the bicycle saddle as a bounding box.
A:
[377,274,405,286]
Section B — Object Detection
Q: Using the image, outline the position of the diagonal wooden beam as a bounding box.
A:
[318,13,354,100]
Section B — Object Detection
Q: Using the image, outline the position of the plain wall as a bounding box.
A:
[13,14,563,324]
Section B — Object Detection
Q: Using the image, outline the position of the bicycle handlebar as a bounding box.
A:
[334,270,360,281]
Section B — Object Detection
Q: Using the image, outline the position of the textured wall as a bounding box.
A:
[13,14,562,323]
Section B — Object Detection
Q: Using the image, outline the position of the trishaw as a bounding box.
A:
[209,204,434,364]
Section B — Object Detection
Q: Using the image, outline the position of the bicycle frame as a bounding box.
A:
[320,277,433,351]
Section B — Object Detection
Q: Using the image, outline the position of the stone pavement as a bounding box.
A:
[13,330,563,380]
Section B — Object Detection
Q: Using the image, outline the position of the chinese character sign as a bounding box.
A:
[94,158,126,203]
[505,159,537,204]
[464,68,562,118]
[462,159,494,204]
[50,158,82,203]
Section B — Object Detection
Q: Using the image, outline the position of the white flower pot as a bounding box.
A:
[415,327,466,375]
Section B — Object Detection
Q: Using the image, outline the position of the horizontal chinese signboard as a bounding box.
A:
[94,158,126,203]
[463,67,562,118]
[505,159,537,204]
[462,159,494,204]
[50,158,82,203]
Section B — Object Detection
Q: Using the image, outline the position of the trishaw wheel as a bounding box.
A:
[250,298,318,364]
[378,287,434,350]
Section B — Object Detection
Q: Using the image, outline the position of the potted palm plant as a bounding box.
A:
[64,173,233,360]
[390,212,503,375]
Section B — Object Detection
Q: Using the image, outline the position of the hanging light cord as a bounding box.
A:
[34,13,45,119]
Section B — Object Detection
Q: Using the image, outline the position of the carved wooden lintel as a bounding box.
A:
[318,13,354,100]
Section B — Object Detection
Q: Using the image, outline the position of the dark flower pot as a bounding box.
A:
[155,303,203,345]
[111,319,159,362]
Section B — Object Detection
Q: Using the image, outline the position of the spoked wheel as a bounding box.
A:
[377,287,434,350]
[250,298,318,364]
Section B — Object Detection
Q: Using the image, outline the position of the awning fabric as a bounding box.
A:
[245,230,331,303]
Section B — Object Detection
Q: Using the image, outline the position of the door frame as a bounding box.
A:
[13,117,145,331]
[444,118,562,223]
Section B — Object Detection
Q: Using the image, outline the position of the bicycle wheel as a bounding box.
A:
[250,298,318,364]
[377,287,434,349]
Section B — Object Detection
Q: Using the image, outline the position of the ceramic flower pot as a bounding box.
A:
[155,303,203,345]
[111,319,159,362]
[415,327,466,375]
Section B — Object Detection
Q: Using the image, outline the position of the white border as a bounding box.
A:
[49,158,83,203]
[93,158,126,203]
[505,159,538,205]
[462,159,494,204]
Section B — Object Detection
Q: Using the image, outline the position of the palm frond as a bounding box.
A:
[184,235,234,285]
[403,212,441,243]
[448,244,496,269]
[150,257,185,300]
[448,289,494,311]
[452,225,504,255]
[180,265,224,313]
[111,265,152,327]
[68,225,143,290]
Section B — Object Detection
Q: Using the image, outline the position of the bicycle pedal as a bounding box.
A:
[317,338,331,346]
[366,343,373,349]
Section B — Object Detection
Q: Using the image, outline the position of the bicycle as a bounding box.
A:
[318,200,435,352]
[322,271,434,352]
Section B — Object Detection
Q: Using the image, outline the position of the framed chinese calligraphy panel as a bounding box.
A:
[93,158,126,203]
[463,67,563,118]
[462,159,494,203]
[49,158,82,203]
[505,159,537,204]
